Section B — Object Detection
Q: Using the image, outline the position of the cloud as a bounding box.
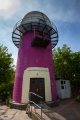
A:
[0,0,79,23]
[49,9,79,23]
[0,22,18,65]
[0,0,20,19]
[0,0,80,66]
[33,0,80,23]
[12,54,17,66]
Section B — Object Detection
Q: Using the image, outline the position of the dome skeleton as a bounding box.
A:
[12,11,58,48]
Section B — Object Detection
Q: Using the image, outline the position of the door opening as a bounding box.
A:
[30,78,45,103]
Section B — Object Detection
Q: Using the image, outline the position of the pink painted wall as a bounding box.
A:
[12,31,57,103]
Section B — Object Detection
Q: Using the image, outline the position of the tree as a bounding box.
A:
[52,44,80,85]
[0,45,15,100]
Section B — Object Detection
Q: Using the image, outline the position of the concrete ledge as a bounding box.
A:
[28,106,51,120]
[9,101,27,110]
[30,111,51,120]
[30,112,41,120]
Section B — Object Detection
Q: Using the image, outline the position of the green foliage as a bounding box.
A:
[0,45,15,100]
[76,95,80,102]
[53,44,80,85]
[6,97,12,108]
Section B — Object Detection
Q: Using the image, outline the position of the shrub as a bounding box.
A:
[76,95,80,102]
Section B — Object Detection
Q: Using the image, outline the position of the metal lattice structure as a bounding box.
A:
[12,11,58,48]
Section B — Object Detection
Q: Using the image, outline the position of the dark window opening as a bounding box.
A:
[32,80,35,84]
[61,86,64,89]
[39,80,43,84]
[61,81,63,84]
[64,81,66,84]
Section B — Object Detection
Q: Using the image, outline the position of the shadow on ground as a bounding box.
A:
[0,98,80,120]
[42,98,80,120]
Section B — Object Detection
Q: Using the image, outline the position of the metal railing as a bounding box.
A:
[26,92,43,120]
[13,17,57,32]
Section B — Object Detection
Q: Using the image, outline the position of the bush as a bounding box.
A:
[6,97,12,108]
[76,95,80,102]
[0,45,15,100]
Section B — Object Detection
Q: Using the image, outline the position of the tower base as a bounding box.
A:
[9,101,27,110]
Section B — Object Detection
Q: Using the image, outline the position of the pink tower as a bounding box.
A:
[12,11,58,103]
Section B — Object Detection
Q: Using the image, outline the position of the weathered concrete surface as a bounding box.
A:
[42,98,80,120]
[0,105,31,120]
[0,98,80,120]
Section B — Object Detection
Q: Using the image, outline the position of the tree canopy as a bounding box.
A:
[53,44,80,85]
[0,45,15,100]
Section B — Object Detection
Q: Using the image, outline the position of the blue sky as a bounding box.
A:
[0,0,80,65]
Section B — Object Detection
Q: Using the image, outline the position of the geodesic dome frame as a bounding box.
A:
[12,11,58,48]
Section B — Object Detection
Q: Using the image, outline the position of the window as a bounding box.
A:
[61,81,63,84]
[64,81,66,84]
[32,80,35,84]
[61,86,64,89]
[39,80,43,84]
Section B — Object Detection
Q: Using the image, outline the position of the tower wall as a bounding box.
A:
[12,31,57,103]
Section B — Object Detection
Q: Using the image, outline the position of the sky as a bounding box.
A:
[0,0,80,66]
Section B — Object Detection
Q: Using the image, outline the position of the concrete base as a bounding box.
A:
[9,101,27,110]
[28,106,51,120]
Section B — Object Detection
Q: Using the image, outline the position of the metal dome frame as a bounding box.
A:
[12,12,58,49]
